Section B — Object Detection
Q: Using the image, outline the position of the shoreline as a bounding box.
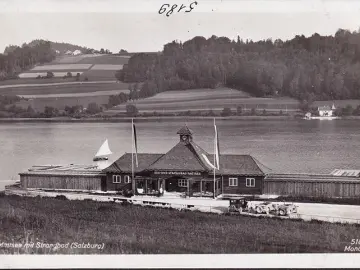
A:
[0,115,358,123]
[0,115,298,123]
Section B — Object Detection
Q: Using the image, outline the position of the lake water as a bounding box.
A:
[1,119,360,189]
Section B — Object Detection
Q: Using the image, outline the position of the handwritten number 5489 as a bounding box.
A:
[159,2,198,17]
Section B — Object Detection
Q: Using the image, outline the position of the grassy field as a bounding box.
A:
[0,194,358,254]
[0,54,128,114]
[0,82,128,96]
[313,100,360,108]
[16,95,112,111]
[77,55,129,65]
[110,88,300,113]
[50,54,129,65]
[7,54,128,86]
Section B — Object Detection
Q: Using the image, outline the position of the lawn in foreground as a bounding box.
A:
[0,195,357,254]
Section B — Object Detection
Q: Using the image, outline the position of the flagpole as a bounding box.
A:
[213,118,216,199]
[131,118,134,189]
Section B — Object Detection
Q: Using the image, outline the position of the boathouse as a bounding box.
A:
[102,125,270,197]
[19,164,106,191]
[318,104,336,117]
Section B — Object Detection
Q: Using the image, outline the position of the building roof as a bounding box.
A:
[318,106,331,111]
[20,164,104,176]
[103,153,163,173]
[207,154,269,176]
[266,173,360,183]
[147,141,210,172]
[330,169,360,177]
[103,125,269,176]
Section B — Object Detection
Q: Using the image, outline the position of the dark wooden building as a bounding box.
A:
[264,173,360,198]
[19,164,106,191]
[103,125,269,197]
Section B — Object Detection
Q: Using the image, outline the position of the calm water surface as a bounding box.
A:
[0,119,360,186]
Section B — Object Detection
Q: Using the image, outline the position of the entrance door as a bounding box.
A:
[101,176,107,191]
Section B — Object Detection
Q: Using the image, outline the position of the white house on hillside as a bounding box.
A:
[72,50,82,56]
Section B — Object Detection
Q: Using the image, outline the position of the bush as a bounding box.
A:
[84,77,89,81]
[55,195,67,200]
[236,106,243,115]
[221,107,232,117]
[126,104,138,117]
[46,71,54,78]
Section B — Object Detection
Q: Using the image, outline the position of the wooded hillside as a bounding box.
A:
[117,28,360,103]
[0,40,56,80]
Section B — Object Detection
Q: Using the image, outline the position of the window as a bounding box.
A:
[112,175,121,183]
[124,175,132,183]
[246,178,256,187]
[229,177,238,186]
[178,179,188,187]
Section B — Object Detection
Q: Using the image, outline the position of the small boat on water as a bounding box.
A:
[93,139,112,161]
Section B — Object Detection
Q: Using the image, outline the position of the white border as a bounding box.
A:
[1,254,360,268]
[0,0,360,13]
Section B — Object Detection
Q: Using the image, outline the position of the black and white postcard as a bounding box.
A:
[1,0,360,268]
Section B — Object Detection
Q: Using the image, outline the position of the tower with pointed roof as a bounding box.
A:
[177,125,193,144]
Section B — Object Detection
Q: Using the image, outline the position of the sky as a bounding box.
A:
[0,0,360,53]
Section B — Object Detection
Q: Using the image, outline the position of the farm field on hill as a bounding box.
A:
[5,54,127,85]
[314,100,360,108]
[49,54,129,64]
[15,95,113,111]
[77,55,130,65]
[110,88,299,113]
[0,82,128,96]
[19,90,129,99]
[0,195,358,254]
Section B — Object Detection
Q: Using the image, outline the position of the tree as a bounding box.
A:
[221,107,232,116]
[236,106,243,115]
[46,71,54,78]
[44,106,58,117]
[250,108,256,115]
[75,73,80,81]
[86,102,102,114]
[342,105,354,116]
[119,49,128,55]
[66,72,72,78]
[126,104,138,116]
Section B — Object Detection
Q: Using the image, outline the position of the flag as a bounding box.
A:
[132,121,139,167]
[214,120,220,169]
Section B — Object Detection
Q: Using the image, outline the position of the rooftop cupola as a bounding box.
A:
[177,125,193,144]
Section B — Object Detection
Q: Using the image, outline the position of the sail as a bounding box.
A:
[95,139,112,157]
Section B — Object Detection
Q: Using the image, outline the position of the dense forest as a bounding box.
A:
[116,28,360,103]
[0,40,56,80]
